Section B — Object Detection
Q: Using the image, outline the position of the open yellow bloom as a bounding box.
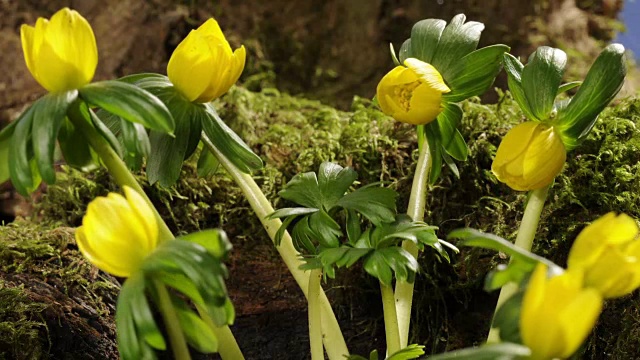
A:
[21,7,97,93]
[568,212,640,298]
[492,122,566,191]
[76,187,159,278]
[376,58,451,125]
[168,18,246,103]
[521,264,602,360]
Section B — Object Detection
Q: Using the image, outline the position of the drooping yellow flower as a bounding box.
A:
[167,18,246,103]
[376,58,451,125]
[521,264,602,360]
[492,122,566,191]
[567,212,640,298]
[20,7,98,93]
[76,186,159,278]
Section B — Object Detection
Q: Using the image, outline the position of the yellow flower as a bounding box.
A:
[376,58,451,125]
[567,212,640,298]
[167,18,246,103]
[20,7,98,93]
[492,122,566,191]
[76,187,159,277]
[521,264,602,360]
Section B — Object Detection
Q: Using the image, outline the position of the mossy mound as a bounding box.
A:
[30,86,640,358]
[0,222,119,359]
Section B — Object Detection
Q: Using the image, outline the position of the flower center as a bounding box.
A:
[393,81,420,111]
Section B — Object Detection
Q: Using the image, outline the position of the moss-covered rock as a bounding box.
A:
[0,222,119,359]
[28,86,640,358]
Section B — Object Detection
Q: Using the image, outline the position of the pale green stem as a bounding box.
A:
[309,269,324,360]
[67,101,173,242]
[202,134,349,360]
[70,103,242,358]
[394,136,432,348]
[486,185,550,343]
[196,304,245,360]
[154,280,192,360]
[381,282,401,355]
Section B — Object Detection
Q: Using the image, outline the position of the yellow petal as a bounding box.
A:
[568,213,638,269]
[20,8,96,92]
[197,18,233,55]
[20,24,36,78]
[558,288,602,358]
[522,125,566,189]
[405,82,444,124]
[585,249,637,298]
[492,122,538,170]
[167,30,212,101]
[404,58,451,93]
[123,186,158,252]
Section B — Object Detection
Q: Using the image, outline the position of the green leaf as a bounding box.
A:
[390,43,401,66]
[335,186,397,225]
[408,18,446,63]
[277,162,359,210]
[485,258,535,291]
[442,151,460,179]
[267,207,319,219]
[57,118,98,170]
[79,80,175,133]
[292,217,319,254]
[0,120,18,184]
[557,81,582,95]
[179,229,233,259]
[387,344,426,360]
[503,53,537,121]
[345,209,362,244]
[317,162,358,208]
[398,39,412,63]
[200,104,263,173]
[128,278,166,350]
[492,290,524,344]
[426,343,531,359]
[448,228,562,273]
[172,296,218,353]
[557,44,626,148]
[197,145,220,178]
[120,118,150,171]
[9,105,38,196]
[444,44,510,102]
[279,171,324,209]
[86,105,124,159]
[363,251,394,286]
[116,273,159,360]
[147,90,201,187]
[431,14,484,81]
[436,103,467,161]
[521,46,567,120]
[308,210,342,248]
[31,91,77,184]
[425,123,443,184]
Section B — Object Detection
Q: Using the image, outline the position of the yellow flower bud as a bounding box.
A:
[521,264,602,360]
[167,18,246,103]
[76,187,159,278]
[567,212,640,298]
[376,58,451,125]
[492,122,566,191]
[20,7,98,93]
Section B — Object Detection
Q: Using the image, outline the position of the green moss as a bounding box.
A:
[0,222,119,359]
[34,86,640,357]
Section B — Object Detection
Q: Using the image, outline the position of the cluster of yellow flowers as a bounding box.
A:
[20,7,244,277]
[21,8,243,104]
[521,212,640,359]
